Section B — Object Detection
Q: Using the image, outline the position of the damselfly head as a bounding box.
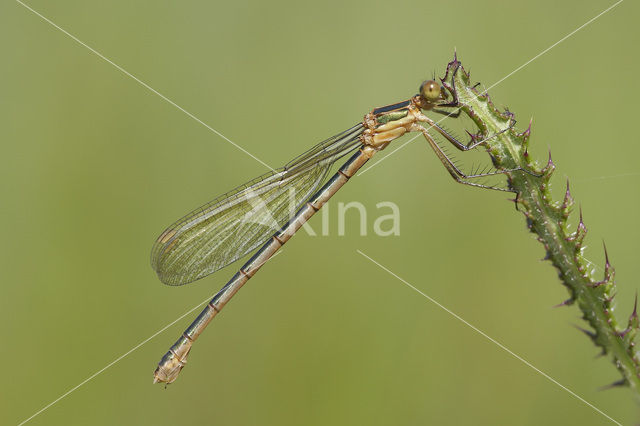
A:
[419,79,446,104]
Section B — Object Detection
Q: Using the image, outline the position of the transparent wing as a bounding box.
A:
[151,124,364,285]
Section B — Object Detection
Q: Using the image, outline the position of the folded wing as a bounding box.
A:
[151,124,363,285]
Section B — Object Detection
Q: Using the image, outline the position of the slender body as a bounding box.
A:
[152,77,513,384]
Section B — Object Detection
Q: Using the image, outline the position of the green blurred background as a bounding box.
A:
[2,0,639,424]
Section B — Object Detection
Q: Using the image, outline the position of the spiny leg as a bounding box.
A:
[418,112,513,151]
[431,108,462,118]
[415,113,542,179]
[413,121,523,179]
[410,124,515,192]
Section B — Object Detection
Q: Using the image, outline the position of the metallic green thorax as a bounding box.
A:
[376,109,408,126]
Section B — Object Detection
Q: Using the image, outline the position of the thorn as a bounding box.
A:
[568,205,588,246]
[588,280,606,288]
[509,192,521,211]
[603,240,610,267]
[573,324,596,339]
[561,179,574,218]
[577,206,587,235]
[465,129,478,144]
[503,108,514,120]
[598,379,627,391]
[599,240,616,287]
[553,298,573,308]
[564,179,572,200]
[605,292,617,304]
[519,118,532,146]
[542,150,555,177]
[522,117,533,137]
[627,292,639,329]
[617,327,632,338]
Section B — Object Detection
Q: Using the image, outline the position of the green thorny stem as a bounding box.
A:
[439,56,640,391]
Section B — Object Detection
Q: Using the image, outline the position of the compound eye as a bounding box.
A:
[420,80,441,103]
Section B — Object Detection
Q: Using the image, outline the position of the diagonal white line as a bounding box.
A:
[356,249,622,426]
[17,251,282,425]
[15,0,274,171]
[17,295,212,426]
[359,0,624,176]
[484,0,624,92]
[359,133,421,175]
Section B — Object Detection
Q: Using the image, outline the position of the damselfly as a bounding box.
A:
[151,69,515,384]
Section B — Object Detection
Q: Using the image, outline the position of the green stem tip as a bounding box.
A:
[442,56,640,391]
